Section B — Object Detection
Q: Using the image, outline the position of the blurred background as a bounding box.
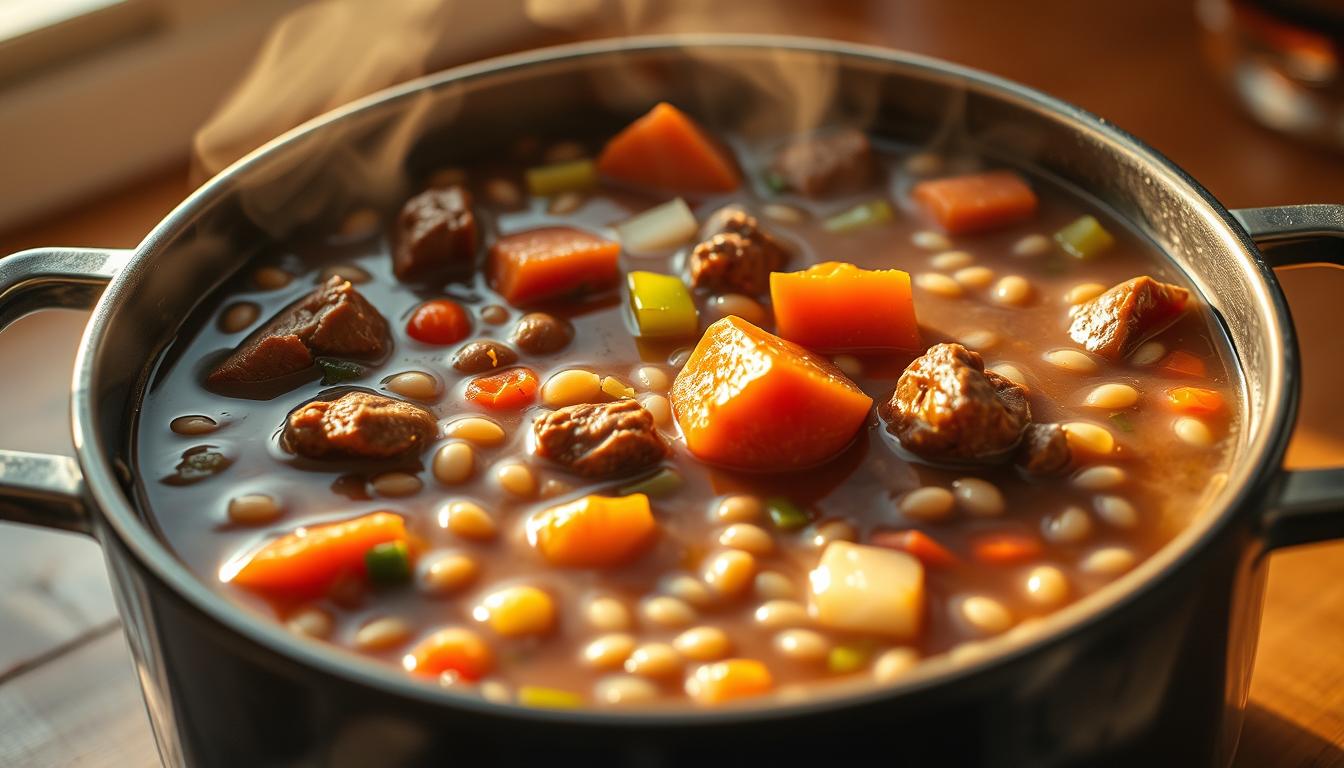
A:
[0,1,1340,765]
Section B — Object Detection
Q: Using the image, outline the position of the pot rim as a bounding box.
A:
[71,33,1297,725]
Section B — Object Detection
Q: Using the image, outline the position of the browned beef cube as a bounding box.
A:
[283,391,436,459]
[883,343,1030,463]
[770,128,873,197]
[1016,423,1072,477]
[533,399,666,478]
[687,206,787,296]
[208,277,389,385]
[1067,276,1189,360]
[394,185,478,282]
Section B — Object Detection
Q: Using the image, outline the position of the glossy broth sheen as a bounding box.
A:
[135,133,1239,709]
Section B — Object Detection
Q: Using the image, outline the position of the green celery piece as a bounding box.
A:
[518,686,583,709]
[619,468,683,498]
[525,159,597,197]
[628,271,698,338]
[1108,411,1135,433]
[767,497,810,530]
[1054,215,1115,259]
[763,171,787,194]
[823,199,894,233]
[364,540,411,587]
[828,644,870,674]
[317,358,364,384]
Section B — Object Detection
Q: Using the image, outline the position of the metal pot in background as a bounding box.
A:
[1,37,1343,767]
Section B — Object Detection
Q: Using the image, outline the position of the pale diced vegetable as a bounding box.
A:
[615,198,698,254]
[807,541,924,639]
[627,271,698,337]
[1054,215,1115,259]
[822,199,894,233]
[525,159,598,197]
[601,375,636,399]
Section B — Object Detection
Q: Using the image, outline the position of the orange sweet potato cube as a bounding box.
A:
[770,261,921,352]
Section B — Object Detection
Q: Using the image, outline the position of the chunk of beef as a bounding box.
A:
[533,399,666,478]
[1016,423,1072,477]
[688,206,787,295]
[883,343,1030,463]
[283,391,436,460]
[452,340,519,374]
[770,128,873,197]
[394,185,478,282]
[1067,276,1189,360]
[511,312,573,355]
[208,277,388,386]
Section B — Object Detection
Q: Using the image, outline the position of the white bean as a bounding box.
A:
[1064,282,1107,305]
[1012,233,1052,257]
[170,415,219,435]
[1094,495,1138,528]
[957,595,1014,636]
[719,523,775,555]
[958,329,999,350]
[287,607,333,639]
[385,371,439,401]
[438,500,496,541]
[585,596,632,632]
[702,549,756,598]
[992,275,1033,306]
[442,417,506,447]
[639,394,673,429]
[706,293,768,326]
[912,230,952,251]
[1080,546,1137,576]
[952,478,1005,517]
[872,648,919,682]
[641,596,697,628]
[354,617,411,650]
[673,626,732,661]
[227,494,282,526]
[634,365,670,393]
[1174,416,1214,447]
[915,272,963,298]
[584,634,637,670]
[1044,349,1099,374]
[1042,506,1093,544]
[762,203,806,223]
[713,495,762,524]
[1072,465,1127,490]
[371,472,422,497]
[754,571,797,601]
[989,363,1028,388]
[1062,422,1116,458]
[494,462,536,498]
[900,487,956,522]
[432,442,475,486]
[1130,341,1166,366]
[954,266,995,289]
[773,629,830,662]
[418,552,478,595]
[754,600,810,629]
[541,369,602,408]
[930,250,973,270]
[594,674,659,705]
[1083,383,1139,409]
[220,302,260,333]
[624,643,682,679]
[1024,566,1070,608]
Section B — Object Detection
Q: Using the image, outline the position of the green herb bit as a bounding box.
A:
[763,171,787,194]
[525,159,598,197]
[364,540,411,587]
[1108,412,1135,433]
[828,644,870,674]
[822,199,895,233]
[317,358,365,384]
[767,497,810,530]
[1054,215,1115,259]
[518,686,583,709]
[163,446,232,486]
[619,468,683,498]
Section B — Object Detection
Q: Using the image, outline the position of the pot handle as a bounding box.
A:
[1233,205,1344,549]
[0,247,132,536]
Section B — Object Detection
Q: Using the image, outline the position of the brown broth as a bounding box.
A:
[134,139,1240,708]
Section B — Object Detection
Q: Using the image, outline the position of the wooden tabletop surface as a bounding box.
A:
[0,2,1341,766]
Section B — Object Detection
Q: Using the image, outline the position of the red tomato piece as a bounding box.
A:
[406,299,471,345]
[870,529,959,568]
[970,533,1044,565]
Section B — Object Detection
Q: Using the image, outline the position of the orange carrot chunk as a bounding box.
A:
[227,511,407,599]
[489,227,620,306]
[1158,350,1207,378]
[466,367,538,409]
[971,533,1044,565]
[403,627,494,681]
[686,659,773,705]
[597,102,740,194]
[770,262,921,353]
[912,170,1038,235]
[527,493,658,568]
[670,316,872,471]
[1167,386,1224,415]
[870,529,959,568]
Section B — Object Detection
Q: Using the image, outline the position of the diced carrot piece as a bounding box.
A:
[489,227,620,306]
[686,659,773,705]
[770,262,921,352]
[670,316,873,471]
[870,529,959,568]
[597,102,740,193]
[1158,350,1207,378]
[527,493,657,568]
[1167,386,1225,415]
[403,627,493,681]
[227,511,407,599]
[971,533,1043,565]
[466,367,538,409]
[912,171,1038,235]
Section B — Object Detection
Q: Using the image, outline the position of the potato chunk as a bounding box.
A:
[807,541,924,640]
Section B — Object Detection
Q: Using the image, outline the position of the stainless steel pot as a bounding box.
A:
[1,36,1342,767]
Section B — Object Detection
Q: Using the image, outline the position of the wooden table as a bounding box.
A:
[1,2,1341,765]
